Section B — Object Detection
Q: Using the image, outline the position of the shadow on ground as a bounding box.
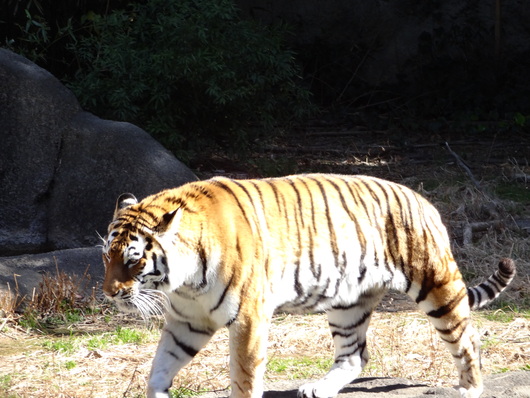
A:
[202,371,530,397]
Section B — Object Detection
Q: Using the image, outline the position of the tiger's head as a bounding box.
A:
[101,193,184,317]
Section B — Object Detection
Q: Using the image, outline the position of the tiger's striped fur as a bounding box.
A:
[101,174,516,398]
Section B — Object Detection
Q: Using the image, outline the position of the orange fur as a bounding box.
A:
[102,174,515,398]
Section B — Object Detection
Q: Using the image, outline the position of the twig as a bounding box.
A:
[122,365,139,397]
[444,142,483,191]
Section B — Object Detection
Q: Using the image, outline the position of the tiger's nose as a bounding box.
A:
[103,280,121,298]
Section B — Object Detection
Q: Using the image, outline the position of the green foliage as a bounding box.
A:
[66,0,313,157]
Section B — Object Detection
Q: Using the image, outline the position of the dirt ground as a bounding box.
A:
[1,126,529,397]
[201,370,530,398]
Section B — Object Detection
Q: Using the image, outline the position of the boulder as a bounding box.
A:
[0,247,102,298]
[0,49,198,256]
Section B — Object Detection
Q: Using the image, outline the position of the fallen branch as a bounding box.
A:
[460,220,507,245]
[513,172,530,183]
[444,141,483,191]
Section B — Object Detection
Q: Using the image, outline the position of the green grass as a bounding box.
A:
[479,304,530,323]
[113,326,148,344]
[42,326,157,355]
[0,374,12,391]
[0,374,19,398]
[494,182,530,203]
[63,360,77,370]
[169,387,201,397]
[87,326,154,350]
[43,339,76,354]
[267,357,333,380]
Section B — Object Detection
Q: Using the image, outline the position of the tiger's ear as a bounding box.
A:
[114,193,138,218]
[156,207,184,236]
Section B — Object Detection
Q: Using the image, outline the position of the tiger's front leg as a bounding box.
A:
[147,318,215,398]
[227,312,271,398]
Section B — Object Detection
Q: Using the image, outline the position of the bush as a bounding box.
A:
[67,0,313,158]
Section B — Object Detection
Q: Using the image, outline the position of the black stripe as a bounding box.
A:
[331,330,354,339]
[299,178,317,234]
[232,180,258,210]
[264,179,282,213]
[197,241,208,288]
[289,185,305,272]
[212,180,254,229]
[437,323,467,345]
[187,323,214,336]
[358,264,367,283]
[235,235,244,260]
[167,329,199,358]
[427,289,467,318]
[404,276,412,293]
[375,181,399,272]
[480,283,496,300]
[307,226,321,280]
[492,272,508,288]
[210,274,235,313]
[170,302,189,319]
[356,179,387,260]
[329,310,372,333]
[233,181,262,232]
[341,337,360,349]
[315,278,332,303]
[335,341,366,363]
[415,268,435,304]
[286,177,305,228]
[248,181,271,232]
[341,180,369,264]
[294,264,304,297]
[436,318,468,334]
[272,180,291,235]
[467,287,481,308]
[166,350,180,361]
[308,176,340,270]
[225,303,241,327]
[328,177,368,269]
[145,237,153,251]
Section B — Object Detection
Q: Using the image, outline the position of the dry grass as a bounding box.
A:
[1,308,528,397]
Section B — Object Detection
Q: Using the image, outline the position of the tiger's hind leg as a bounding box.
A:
[413,278,483,398]
[298,289,385,398]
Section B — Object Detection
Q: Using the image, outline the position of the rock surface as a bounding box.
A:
[0,247,102,297]
[0,49,197,256]
[201,371,530,397]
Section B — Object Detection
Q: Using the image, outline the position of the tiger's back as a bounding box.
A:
[102,173,516,398]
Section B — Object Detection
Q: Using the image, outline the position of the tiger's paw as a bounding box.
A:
[146,387,170,398]
[457,385,482,398]
[297,381,339,398]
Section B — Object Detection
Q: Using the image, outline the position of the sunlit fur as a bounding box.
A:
[101,174,516,398]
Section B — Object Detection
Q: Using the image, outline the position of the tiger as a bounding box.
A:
[101,173,516,398]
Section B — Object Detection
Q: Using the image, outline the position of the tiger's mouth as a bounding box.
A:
[108,289,169,319]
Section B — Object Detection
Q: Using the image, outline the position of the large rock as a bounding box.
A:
[0,247,102,297]
[0,49,198,256]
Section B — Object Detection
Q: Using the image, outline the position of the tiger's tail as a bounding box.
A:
[467,258,516,310]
